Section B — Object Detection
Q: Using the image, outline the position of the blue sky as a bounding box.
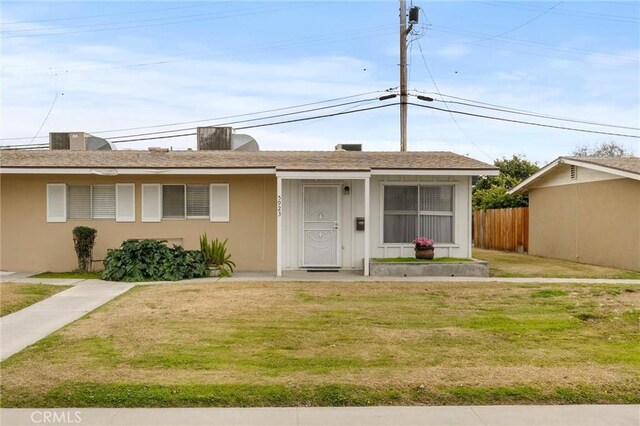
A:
[1,1,639,165]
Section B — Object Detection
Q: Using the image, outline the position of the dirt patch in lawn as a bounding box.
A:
[1,281,638,406]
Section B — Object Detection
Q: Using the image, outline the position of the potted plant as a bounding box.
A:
[200,234,236,277]
[412,237,435,260]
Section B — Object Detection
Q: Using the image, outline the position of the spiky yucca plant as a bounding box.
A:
[199,234,236,277]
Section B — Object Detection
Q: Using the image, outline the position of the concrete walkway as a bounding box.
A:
[0,281,134,361]
[1,405,639,425]
[4,269,640,285]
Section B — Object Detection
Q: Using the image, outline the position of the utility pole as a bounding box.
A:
[399,0,408,152]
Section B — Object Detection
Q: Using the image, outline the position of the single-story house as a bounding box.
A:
[510,156,640,271]
[0,149,497,276]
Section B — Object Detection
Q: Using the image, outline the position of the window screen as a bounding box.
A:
[186,185,210,218]
[162,185,185,219]
[68,185,91,219]
[92,185,116,219]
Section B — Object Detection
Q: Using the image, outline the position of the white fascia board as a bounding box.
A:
[509,158,561,195]
[0,167,276,175]
[371,169,499,176]
[276,171,371,180]
[509,157,640,195]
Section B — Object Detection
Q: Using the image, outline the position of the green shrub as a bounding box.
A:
[72,226,97,272]
[102,239,207,282]
[199,234,236,277]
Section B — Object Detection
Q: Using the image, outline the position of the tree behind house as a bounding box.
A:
[572,141,634,157]
[473,155,539,210]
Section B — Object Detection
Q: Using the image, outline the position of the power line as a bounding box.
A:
[1,4,293,39]
[428,25,638,64]
[412,91,640,131]
[414,38,494,161]
[409,102,640,139]
[478,1,640,24]
[471,1,564,43]
[106,97,382,140]
[4,24,397,77]
[110,103,398,144]
[0,91,391,142]
[1,3,222,25]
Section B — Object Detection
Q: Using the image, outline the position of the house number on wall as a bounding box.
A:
[277,195,282,217]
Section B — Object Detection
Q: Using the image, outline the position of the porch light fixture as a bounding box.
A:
[344,185,350,195]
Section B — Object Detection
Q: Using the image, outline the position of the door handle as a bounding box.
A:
[334,222,339,230]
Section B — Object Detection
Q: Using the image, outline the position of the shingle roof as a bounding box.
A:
[0,150,497,172]
[564,156,640,175]
[509,155,640,195]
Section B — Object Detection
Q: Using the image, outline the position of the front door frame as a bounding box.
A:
[300,183,342,268]
[276,171,371,277]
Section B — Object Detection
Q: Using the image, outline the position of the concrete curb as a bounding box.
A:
[3,275,640,285]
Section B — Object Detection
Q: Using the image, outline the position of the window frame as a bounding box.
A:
[380,182,456,246]
[66,184,117,220]
[160,184,212,220]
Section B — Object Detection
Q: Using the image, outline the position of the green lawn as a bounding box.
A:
[473,248,640,279]
[373,257,473,263]
[30,271,103,279]
[1,281,638,407]
[0,283,70,316]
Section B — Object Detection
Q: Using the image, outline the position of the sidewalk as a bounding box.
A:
[1,405,639,426]
[0,280,134,361]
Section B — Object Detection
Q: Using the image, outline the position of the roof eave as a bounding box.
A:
[508,156,640,195]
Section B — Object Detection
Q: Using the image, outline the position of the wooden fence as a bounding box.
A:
[473,207,529,253]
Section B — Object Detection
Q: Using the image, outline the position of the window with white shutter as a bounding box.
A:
[116,184,135,222]
[92,185,116,219]
[210,184,229,222]
[142,184,162,222]
[68,185,91,219]
[47,184,67,222]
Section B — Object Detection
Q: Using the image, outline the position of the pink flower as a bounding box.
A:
[413,237,434,247]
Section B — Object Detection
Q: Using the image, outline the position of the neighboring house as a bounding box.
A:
[510,156,640,272]
[0,149,497,276]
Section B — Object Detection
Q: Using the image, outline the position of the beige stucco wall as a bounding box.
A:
[529,178,640,271]
[0,174,277,272]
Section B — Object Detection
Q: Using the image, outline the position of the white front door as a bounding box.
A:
[302,185,340,267]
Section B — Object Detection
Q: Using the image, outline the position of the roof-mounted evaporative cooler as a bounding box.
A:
[49,132,116,151]
[197,127,259,152]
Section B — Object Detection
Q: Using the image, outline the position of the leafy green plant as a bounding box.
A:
[72,226,97,272]
[199,234,236,277]
[102,239,207,282]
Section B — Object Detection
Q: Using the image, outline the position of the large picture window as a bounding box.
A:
[383,185,454,244]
